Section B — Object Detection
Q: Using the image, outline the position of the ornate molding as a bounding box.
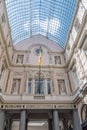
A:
[0,103,74,110]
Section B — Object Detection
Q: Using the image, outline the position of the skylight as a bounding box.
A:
[5,0,76,48]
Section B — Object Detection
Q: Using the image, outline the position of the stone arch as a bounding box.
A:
[27,43,51,52]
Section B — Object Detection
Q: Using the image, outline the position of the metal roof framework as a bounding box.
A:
[5,0,76,48]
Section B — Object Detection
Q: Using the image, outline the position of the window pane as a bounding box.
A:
[35,79,44,95]
[28,79,32,94]
[73,67,79,86]
[47,79,51,94]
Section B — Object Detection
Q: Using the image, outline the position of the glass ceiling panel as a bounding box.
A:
[5,0,76,48]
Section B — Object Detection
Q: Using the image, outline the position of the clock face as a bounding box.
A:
[36,49,41,55]
[35,48,43,55]
[81,104,87,122]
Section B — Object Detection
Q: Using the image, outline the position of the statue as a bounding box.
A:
[11,79,21,94]
[55,56,61,64]
[58,80,66,95]
[16,55,24,64]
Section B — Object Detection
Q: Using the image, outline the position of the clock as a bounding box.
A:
[81,104,87,122]
[35,48,43,55]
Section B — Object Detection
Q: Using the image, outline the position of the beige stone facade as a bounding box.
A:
[0,0,87,130]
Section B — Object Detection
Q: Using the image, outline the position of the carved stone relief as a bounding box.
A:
[13,72,23,76]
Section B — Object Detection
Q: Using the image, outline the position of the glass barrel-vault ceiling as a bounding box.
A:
[5,0,76,48]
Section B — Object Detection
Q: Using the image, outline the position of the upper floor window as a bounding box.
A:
[72,66,79,86]
[57,79,66,95]
[84,49,87,57]
[47,79,51,94]
[1,13,6,24]
[16,55,24,64]
[11,79,21,95]
[0,64,5,81]
[35,79,44,95]
[0,60,7,82]
[66,44,70,52]
[28,79,32,94]
[8,41,11,47]
[74,18,80,32]
[54,56,61,65]
[26,77,52,95]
